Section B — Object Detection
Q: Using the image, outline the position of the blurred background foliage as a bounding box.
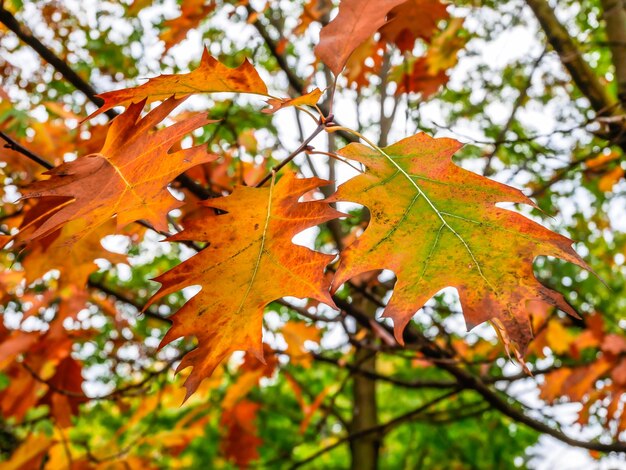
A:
[0,0,625,468]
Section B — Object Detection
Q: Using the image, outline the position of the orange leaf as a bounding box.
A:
[545,320,573,355]
[315,0,406,76]
[598,165,625,192]
[329,133,588,354]
[282,321,321,367]
[294,0,332,36]
[90,49,268,118]
[220,400,262,470]
[160,0,215,52]
[262,88,323,114]
[602,334,626,356]
[344,38,385,89]
[379,0,450,52]
[22,217,125,286]
[17,97,216,247]
[540,368,572,403]
[2,433,52,470]
[149,172,341,398]
[611,359,626,386]
[392,56,449,98]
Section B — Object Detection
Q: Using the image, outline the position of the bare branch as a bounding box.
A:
[0,131,54,170]
[0,6,117,119]
[600,0,626,107]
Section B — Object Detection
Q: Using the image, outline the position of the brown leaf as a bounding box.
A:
[379,0,449,52]
[392,56,449,98]
[220,400,262,469]
[17,97,216,247]
[315,0,406,76]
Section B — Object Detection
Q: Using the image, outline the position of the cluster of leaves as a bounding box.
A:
[0,0,625,468]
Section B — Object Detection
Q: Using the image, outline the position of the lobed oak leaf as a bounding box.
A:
[160,0,215,53]
[379,0,450,52]
[344,38,385,89]
[22,217,125,286]
[329,133,588,354]
[220,399,262,470]
[391,56,449,98]
[90,48,268,119]
[314,0,405,76]
[294,0,332,36]
[425,17,467,74]
[16,96,216,247]
[148,171,341,399]
[281,321,321,367]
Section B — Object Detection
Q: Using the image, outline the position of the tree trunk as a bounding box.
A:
[350,345,379,470]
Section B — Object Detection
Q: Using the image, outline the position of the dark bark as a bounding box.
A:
[350,346,379,470]
[600,0,626,107]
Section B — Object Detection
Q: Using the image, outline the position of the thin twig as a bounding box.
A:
[0,131,54,170]
[255,123,325,187]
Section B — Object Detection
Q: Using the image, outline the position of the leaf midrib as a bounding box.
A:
[372,146,495,291]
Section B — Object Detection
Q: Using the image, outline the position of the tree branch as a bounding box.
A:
[482,49,546,176]
[244,4,357,145]
[525,0,621,118]
[255,123,325,187]
[0,6,117,120]
[600,0,626,107]
[312,353,456,389]
[289,389,460,469]
[87,278,171,324]
[0,131,54,170]
[436,359,626,453]
[0,7,219,201]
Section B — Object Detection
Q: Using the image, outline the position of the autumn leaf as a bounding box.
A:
[294,0,332,35]
[391,57,449,98]
[425,17,467,74]
[344,38,385,89]
[285,372,330,433]
[40,356,87,428]
[262,88,323,114]
[281,321,321,367]
[22,217,125,286]
[220,400,262,469]
[329,133,588,353]
[16,96,216,247]
[90,49,268,118]
[1,433,52,470]
[222,346,278,410]
[545,320,573,355]
[160,0,215,53]
[315,0,406,76]
[379,0,450,52]
[149,171,341,398]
